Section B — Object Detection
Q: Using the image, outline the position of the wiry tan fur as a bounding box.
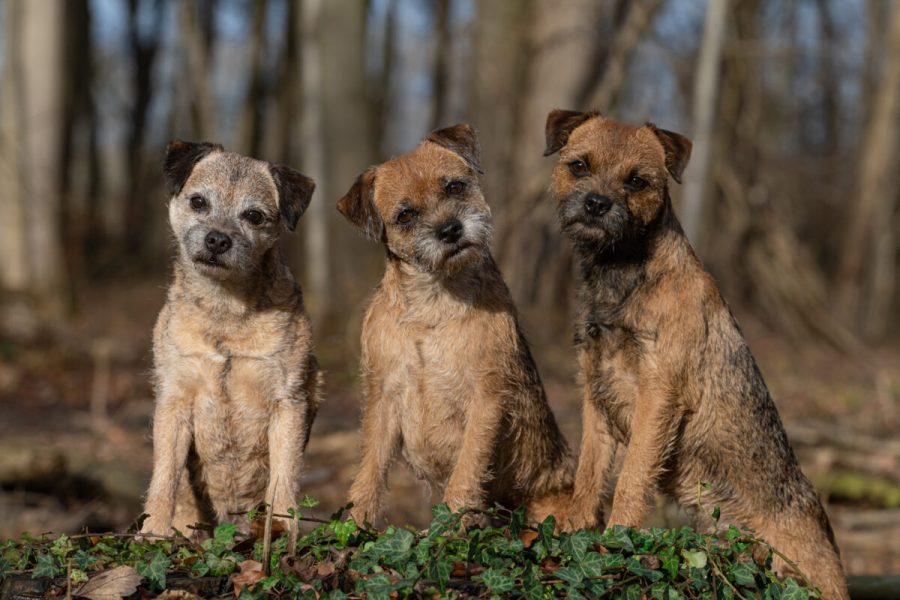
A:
[336,125,574,526]
[141,142,320,536]
[544,111,848,600]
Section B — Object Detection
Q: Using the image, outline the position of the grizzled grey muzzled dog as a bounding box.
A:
[141,141,321,538]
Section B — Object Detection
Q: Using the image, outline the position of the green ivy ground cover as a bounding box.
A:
[0,499,819,599]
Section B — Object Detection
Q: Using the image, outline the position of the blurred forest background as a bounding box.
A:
[0,0,899,577]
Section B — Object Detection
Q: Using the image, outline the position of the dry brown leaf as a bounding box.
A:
[316,561,336,577]
[519,529,539,549]
[73,566,141,600]
[230,559,266,594]
[156,592,202,600]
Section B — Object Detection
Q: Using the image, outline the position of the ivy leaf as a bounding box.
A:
[660,550,679,580]
[214,523,237,547]
[602,526,635,553]
[730,561,758,587]
[781,577,812,600]
[478,567,515,593]
[299,495,320,509]
[579,552,604,578]
[554,566,583,586]
[626,556,663,581]
[431,503,452,523]
[427,557,453,592]
[561,529,593,564]
[357,572,398,596]
[331,519,358,547]
[370,528,414,566]
[50,535,73,561]
[681,549,708,570]
[32,553,61,579]
[624,582,643,600]
[135,550,170,591]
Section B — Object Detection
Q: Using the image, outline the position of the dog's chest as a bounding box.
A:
[158,307,304,463]
[383,320,473,483]
[577,304,653,442]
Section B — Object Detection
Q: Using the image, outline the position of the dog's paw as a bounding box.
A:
[458,511,490,531]
[137,516,172,540]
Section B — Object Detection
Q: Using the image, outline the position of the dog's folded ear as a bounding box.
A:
[270,165,315,232]
[544,109,597,156]
[426,123,483,174]
[337,167,383,241]
[646,124,693,184]
[163,140,223,195]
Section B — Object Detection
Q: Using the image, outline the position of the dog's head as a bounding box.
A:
[336,124,492,276]
[163,140,314,281]
[543,110,692,252]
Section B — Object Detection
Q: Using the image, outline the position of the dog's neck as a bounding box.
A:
[171,247,300,317]
[574,190,688,314]
[384,251,512,315]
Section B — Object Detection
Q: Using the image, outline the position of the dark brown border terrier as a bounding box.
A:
[141,141,321,537]
[336,124,575,526]
[543,110,847,599]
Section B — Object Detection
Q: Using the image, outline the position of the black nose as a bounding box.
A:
[584,193,613,216]
[204,230,232,255]
[437,219,463,244]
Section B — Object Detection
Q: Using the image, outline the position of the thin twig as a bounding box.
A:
[262,502,274,576]
[708,555,748,600]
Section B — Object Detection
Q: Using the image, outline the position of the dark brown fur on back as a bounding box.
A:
[545,111,848,599]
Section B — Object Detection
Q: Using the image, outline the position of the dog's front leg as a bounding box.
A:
[605,384,682,529]
[142,395,193,536]
[348,372,401,526]
[266,396,309,528]
[563,391,618,531]
[443,383,503,515]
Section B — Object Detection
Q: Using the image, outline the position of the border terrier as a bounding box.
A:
[141,141,321,536]
[543,110,848,599]
[336,124,575,525]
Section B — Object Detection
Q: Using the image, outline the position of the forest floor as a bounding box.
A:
[0,276,897,576]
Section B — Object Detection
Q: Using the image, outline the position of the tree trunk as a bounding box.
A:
[586,0,664,111]
[123,0,164,265]
[319,0,379,325]
[299,0,330,325]
[836,0,900,340]
[0,0,67,318]
[708,0,858,350]
[178,0,218,140]
[0,0,28,295]
[679,0,730,246]
[470,0,534,209]
[235,0,270,157]
[429,0,451,130]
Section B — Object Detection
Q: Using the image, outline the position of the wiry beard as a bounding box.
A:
[409,210,493,276]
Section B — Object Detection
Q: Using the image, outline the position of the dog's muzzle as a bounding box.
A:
[584,193,613,217]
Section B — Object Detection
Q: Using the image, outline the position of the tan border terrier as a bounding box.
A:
[336,124,575,526]
[543,110,848,599]
[141,141,321,537]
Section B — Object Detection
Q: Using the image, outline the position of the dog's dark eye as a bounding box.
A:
[243,209,264,225]
[625,174,648,192]
[189,195,207,211]
[444,180,466,195]
[568,159,590,178]
[396,207,418,225]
